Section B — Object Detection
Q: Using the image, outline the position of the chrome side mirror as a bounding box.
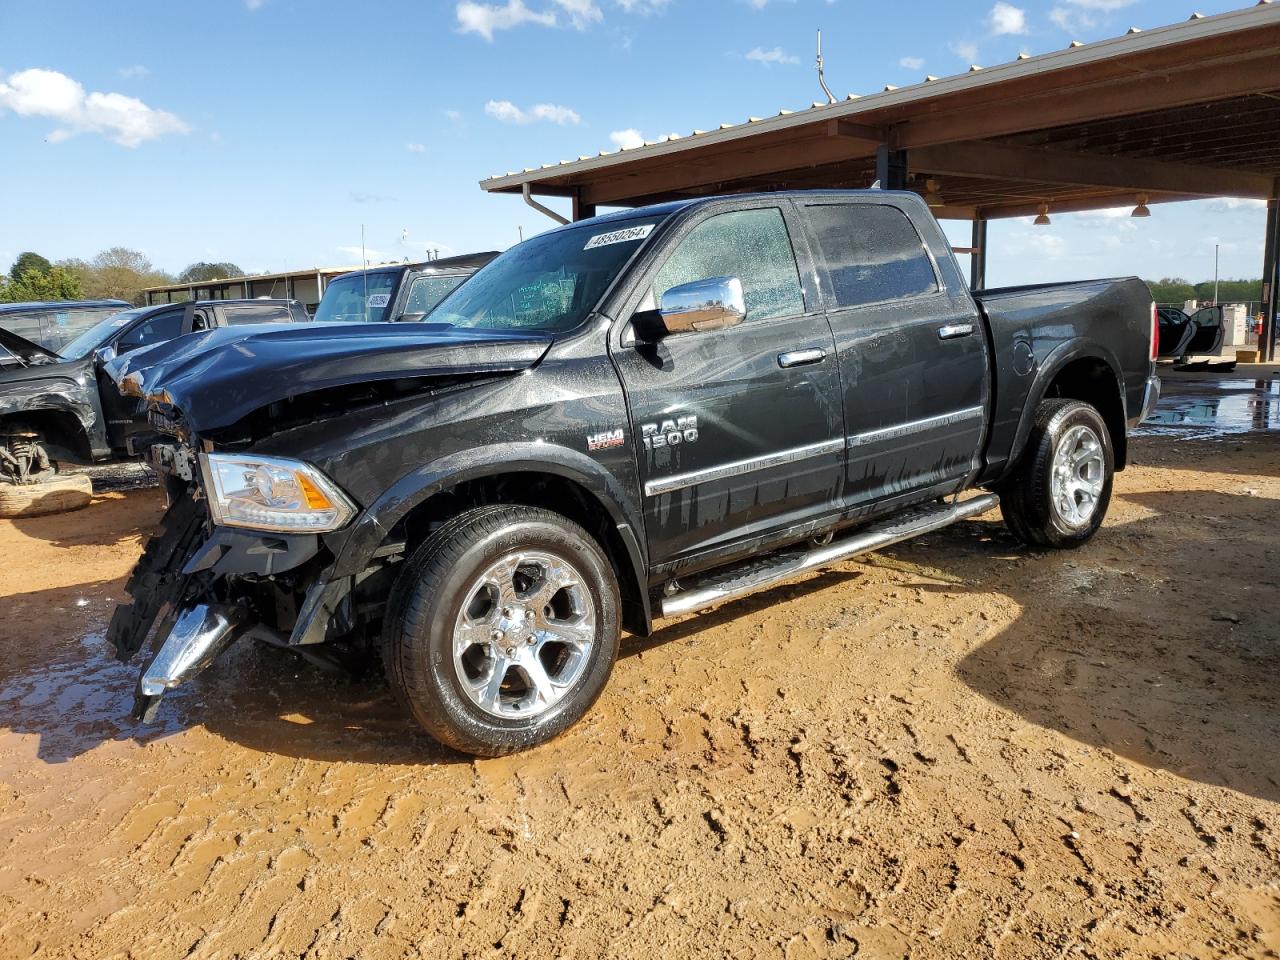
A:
[656,276,746,335]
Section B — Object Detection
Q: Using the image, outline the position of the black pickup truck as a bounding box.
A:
[107,191,1159,755]
[0,298,307,473]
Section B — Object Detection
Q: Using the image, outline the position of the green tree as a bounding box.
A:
[177,261,245,283]
[1193,279,1262,304]
[10,252,52,283]
[0,266,83,303]
[69,247,173,305]
[1145,277,1197,305]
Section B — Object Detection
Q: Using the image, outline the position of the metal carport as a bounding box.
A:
[480,2,1280,359]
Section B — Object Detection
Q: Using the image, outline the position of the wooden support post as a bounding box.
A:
[970,217,988,291]
[1261,184,1279,362]
[572,191,597,222]
[875,144,908,191]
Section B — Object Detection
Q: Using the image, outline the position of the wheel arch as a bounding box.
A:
[329,443,652,635]
[0,408,94,464]
[1005,341,1128,478]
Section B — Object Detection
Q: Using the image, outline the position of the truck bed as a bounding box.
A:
[973,277,1154,478]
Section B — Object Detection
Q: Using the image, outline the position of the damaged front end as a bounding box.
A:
[107,442,367,722]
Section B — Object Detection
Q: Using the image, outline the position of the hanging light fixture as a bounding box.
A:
[1034,202,1051,226]
[924,178,945,208]
[1131,193,1151,218]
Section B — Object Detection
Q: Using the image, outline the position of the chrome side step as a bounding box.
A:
[659,493,999,618]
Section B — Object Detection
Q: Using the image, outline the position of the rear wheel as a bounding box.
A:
[999,398,1114,549]
[382,505,620,756]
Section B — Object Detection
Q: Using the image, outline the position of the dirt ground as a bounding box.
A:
[1,373,1278,959]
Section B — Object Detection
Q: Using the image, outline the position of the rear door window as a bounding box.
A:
[652,207,804,323]
[805,203,938,308]
[404,275,466,318]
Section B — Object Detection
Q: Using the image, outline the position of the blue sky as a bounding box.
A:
[0,0,1268,288]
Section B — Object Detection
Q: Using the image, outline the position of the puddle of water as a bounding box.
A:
[1134,380,1280,438]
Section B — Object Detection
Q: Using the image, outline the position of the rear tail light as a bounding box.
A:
[1150,301,1158,360]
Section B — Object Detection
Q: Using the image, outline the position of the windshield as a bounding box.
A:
[59,307,151,359]
[0,304,127,355]
[430,218,663,333]
[314,271,399,323]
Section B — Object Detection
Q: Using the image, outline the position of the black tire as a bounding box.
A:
[382,504,621,756]
[998,398,1114,549]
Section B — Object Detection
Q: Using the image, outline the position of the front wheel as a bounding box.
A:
[382,504,621,756]
[999,398,1114,549]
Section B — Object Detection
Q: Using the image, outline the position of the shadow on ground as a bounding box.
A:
[893,488,1280,804]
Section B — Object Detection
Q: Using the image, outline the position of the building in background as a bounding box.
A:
[141,266,363,314]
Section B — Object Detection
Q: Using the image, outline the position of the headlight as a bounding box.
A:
[199,453,356,533]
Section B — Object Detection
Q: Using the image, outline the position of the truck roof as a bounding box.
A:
[0,299,129,312]
[546,190,927,233]
[331,251,500,283]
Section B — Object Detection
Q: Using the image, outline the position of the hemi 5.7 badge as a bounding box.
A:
[587,428,625,451]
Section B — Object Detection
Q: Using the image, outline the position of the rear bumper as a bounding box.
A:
[1135,374,1161,425]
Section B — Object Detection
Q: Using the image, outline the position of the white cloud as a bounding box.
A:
[899,56,925,70]
[118,65,149,80]
[616,0,670,12]
[609,128,680,149]
[456,0,556,40]
[0,68,188,147]
[485,99,581,125]
[746,46,799,67]
[1049,0,1135,32]
[950,40,979,63]
[553,0,602,29]
[610,128,645,150]
[445,108,462,122]
[245,0,265,9]
[407,142,426,153]
[1210,197,1267,211]
[455,0,605,38]
[989,2,1027,35]
[336,245,388,263]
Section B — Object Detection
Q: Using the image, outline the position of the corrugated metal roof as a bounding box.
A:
[481,1,1278,193]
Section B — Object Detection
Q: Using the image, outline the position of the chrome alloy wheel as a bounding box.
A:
[1050,423,1105,528]
[452,551,597,719]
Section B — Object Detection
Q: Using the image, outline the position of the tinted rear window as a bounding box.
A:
[806,204,938,308]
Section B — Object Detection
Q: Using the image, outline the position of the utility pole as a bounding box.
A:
[1214,243,1220,305]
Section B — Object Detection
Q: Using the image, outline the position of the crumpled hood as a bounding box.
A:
[106,321,553,432]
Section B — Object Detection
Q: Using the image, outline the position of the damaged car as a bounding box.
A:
[0,300,130,354]
[0,298,307,478]
[109,191,1159,756]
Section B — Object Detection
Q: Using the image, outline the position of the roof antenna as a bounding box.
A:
[816,29,836,105]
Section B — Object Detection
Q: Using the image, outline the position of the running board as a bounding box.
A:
[659,493,999,618]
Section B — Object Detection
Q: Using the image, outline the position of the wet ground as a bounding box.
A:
[1,371,1278,959]
[1137,363,1280,439]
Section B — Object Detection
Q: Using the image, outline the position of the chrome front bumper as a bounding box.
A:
[134,602,247,721]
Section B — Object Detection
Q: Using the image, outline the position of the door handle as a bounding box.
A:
[937,323,975,340]
[777,348,827,368]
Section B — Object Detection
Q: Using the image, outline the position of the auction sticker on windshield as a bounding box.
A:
[584,224,654,250]
[367,294,390,308]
